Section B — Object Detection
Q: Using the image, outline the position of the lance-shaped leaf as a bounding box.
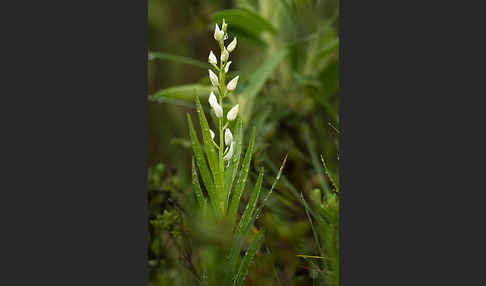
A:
[194,95,219,174]
[187,114,217,209]
[224,156,286,285]
[227,167,264,280]
[228,127,256,224]
[235,167,264,241]
[192,157,208,210]
[234,230,264,286]
[224,117,243,203]
[194,95,225,215]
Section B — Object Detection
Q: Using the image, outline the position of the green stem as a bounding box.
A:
[218,39,226,214]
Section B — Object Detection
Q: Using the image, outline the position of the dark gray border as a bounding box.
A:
[1,1,147,284]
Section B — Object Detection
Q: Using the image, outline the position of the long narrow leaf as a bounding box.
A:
[194,95,225,215]
[187,114,217,210]
[303,125,330,196]
[191,157,208,209]
[229,167,264,279]
[242,49,288,121]
[194,96,219,176]
[234,230,265,286]
[228,127,256,224]
[224,155,287,285]
[224,117,243,204]
[235,167,264,240]
[321,154,339,192]
[149,84,213,101]
[148,52,209,69]
[301,192,324,258]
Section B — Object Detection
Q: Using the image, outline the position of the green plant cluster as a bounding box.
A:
[148,0,339,285]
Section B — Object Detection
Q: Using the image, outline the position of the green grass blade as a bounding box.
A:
[321,154,339,192]
[228,127,256,224]
[263,155,320,220]
[150,84,213,101]
[194,95,225,215]
[234,230,265,286]
[303,125,330,196]
[148,52,209,69]
[301,192,324,259]
[187,114,217,210]
[224,117,243,204]
[191,157,208,210]
[242,49,288,121]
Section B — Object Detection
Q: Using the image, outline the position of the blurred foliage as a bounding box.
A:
[148,0,339,285]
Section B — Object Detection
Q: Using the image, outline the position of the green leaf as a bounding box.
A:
[225,156,286,285]
[194,96,218,175]
[228,168,264,282]
[194,95,225,215]
[228,127,256,224]
[235,167,264,241]
[150,84,213,101]
[187,114,217,211]
[191,157,208,209]
[148,52,209,69]
[302,125,330,196]
[211,9,276,41]
[264,155,320,220]
[234,230,264,286]
[321,154,339,192]
[301,192,324,259]
[224,117,243,203]
[241,49,288,121]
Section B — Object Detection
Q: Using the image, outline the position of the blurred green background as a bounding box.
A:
[148,0,339,285]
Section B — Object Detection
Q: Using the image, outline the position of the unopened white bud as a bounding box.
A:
[224,128,233,146]
[212,101,223,118]
[222,19,228,33]
[214,24,224,42]
[223,142,234,161]
[227,75,239,91]
[227,37,237,53]
[209,129,215,140]
[208,91,217,107]
[208,69,219,87]
[221,48,229,63]
[224,61,231,73]
[208,51,217,66]
[227,104,239,121]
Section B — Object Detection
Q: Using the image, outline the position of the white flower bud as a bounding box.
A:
[226,75,239,91]
[214,24,224,42]
[224,61,231,73]
[221,48,229,63]
[212,101,223,118]
[208,51,217,66]
[208,91,218,107]
[227,104,239,121]
[224,128,233,146]
[208,69,219,87]
[223,142,234,161]
[209,129,215,140]
[227,37,237,53]
[222,19,228,33]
